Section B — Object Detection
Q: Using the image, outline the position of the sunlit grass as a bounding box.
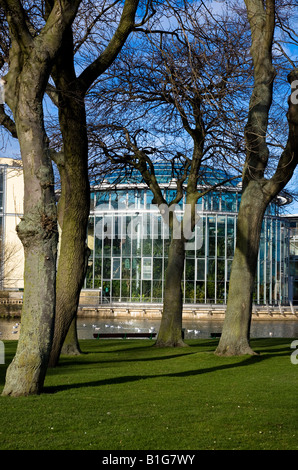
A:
[0,338,297,450]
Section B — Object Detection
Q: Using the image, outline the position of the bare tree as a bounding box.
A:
[0,0,82,397]
[89,1,253,346]
[0,0,148,368]
[216,0,298,356]
[47,0,149,366]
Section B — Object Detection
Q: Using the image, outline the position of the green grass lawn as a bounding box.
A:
[0,338,297,450]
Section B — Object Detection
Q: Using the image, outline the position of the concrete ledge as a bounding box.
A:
[77,303,298,320]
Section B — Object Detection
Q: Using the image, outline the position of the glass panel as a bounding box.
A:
[136,190,143,209]
[103,258,111,279]
[143,238,152,256]
[94,236,102,256]
[142,280,151,300]
[142,257,152,280]
[207,281,215,301]
[208,216,216,235]
[94,257,101,281]
[208,236,216,257]
[217,282,225,302]
[122,258,131,279]
[122,237,131,256]
[131,281,141,301]
[211,193,218,211]
[95,191,110,207]
[227,237,234,257]
[217,237,225,258]
[112,234,121,256]
[153,237,163,256]
[205,193,212,210]
[112,257,121,279]
[196,281,205,303]
[197,259,205,281]
[207,259,215,280]
[132,258,141,279]
[121,280,130,300]
[103,215,112,254]
[122,216,131,255]
[103,236,111,255]
[146,191,154,208]
[217,260,225,279]
[127,190,135,208]
[112,280,120,299]
[217,216,226,237]
[184,281,195,302]
[153,280,163,300]
[222,192,236,212]
[227,217,235,236]
[185,258,195,280]
[153,258,163,279]
[102,281,111,302]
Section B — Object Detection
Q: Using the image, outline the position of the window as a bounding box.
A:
[112,257,121,279]
[197,259,205,281]
[142,257,152,280]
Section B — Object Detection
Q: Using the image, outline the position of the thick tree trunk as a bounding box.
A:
[155,237,188,347]
[48,0,140,365]
[60,317,81,356]
[0,0,83,396]
[48,233,89,366]
[48,94,90,367]
[215,182,267,356]
[2,112,57,396]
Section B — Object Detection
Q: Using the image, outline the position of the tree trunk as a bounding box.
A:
[155,237,188,347]
[48,91,90,367]
[2,107,58,396]
[215,182,267,356]
[60,317,81,356]
[48,0,141,364]
[0,0,83,396]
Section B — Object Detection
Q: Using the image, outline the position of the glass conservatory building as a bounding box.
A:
[84,164,290,306]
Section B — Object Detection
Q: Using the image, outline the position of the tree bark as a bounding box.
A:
[60,317,81,356]
[1,0,82,396]
[48,0,140,365]
[216,0,298,357]
[48,57,90,366]
[215,182,267,356]
[155,237,188,347]
[2,81,58,396]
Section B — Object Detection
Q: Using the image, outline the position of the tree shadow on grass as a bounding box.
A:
[52,340,218,369]
[55,338,292,367]
[43,345,292,395]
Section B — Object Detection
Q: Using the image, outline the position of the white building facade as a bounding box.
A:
[0,158,24,289]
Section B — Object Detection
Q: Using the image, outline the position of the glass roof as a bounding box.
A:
[94,162,241,188]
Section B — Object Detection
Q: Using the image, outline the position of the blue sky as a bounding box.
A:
[0,0,297,215]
